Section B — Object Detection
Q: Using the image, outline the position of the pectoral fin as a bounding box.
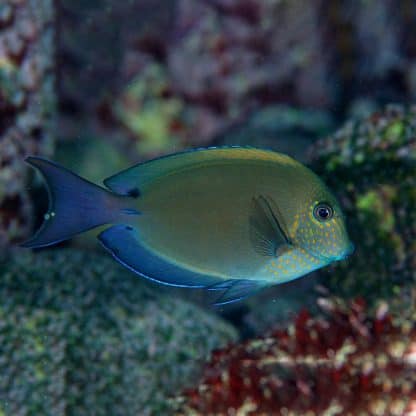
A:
[249,195,292,257]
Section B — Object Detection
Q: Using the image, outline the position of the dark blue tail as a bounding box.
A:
[21,157,138,248]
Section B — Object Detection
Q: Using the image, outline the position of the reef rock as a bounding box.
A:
[310,104,416,302]
[0,0,55,251]
[0,249,236,416]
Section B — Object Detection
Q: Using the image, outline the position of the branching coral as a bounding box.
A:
[175,298,416,415]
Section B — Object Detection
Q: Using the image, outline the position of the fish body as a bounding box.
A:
[22,147,353,304]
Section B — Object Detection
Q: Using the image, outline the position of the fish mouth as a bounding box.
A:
[345,242,355,256]
[339,242,355,260]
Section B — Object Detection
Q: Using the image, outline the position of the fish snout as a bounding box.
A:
[343,241,355,258]
[331,241,355,262]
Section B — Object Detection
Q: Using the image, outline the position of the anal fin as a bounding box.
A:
[98,224,221,288]
[208,279,268,306]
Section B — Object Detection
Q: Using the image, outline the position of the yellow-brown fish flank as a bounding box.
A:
[23,147,354,305]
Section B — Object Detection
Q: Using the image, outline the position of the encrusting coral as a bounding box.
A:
[175,297,416,415]
[309,104,416,302]
[0,249,236,416]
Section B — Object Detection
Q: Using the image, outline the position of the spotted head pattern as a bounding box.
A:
[293,196,353,262]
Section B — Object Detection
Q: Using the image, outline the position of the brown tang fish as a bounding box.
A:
[22,147,354,305]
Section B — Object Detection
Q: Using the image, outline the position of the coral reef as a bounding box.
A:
[57,0,416,159]
[114,0,330,157]
[0,249,236,416]
[58,0,175,117]
[114,63,183,156]
[0,0,55,251]
[56,0,176,151]
[216,104,333,161]
[112,0,416,157]
[309,104,416,302]
[175,298,416,415]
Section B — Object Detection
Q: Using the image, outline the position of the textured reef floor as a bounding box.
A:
[0,249,236,415]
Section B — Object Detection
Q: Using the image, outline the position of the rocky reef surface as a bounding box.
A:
[0,249,236,415]
[310,104,416,303]
[0,0,55,251]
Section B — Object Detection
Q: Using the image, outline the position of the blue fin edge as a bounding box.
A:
[97,224,222,288]
[98,224,269,305]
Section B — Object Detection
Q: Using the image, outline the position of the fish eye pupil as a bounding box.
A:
[318,207,329,218]
[314,204,333,221]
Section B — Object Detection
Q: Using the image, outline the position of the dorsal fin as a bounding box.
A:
[103,146,300,195]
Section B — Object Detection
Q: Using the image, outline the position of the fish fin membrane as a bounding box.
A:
[21,157,126,248]
[249,195,291,257]
[103,147,297,195]
[208,279,268,306]
[98,224,222,288]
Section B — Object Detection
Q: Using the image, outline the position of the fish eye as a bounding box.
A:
[313,203,333,221]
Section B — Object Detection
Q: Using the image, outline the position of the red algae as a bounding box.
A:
[175,298,416,415]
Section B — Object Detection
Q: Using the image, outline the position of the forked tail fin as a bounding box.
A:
[21,157,138,248]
